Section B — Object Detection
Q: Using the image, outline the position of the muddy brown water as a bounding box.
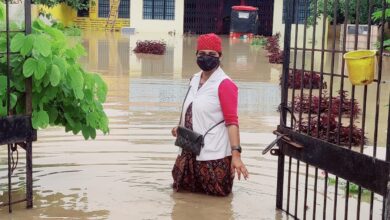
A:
[0,32,388,219]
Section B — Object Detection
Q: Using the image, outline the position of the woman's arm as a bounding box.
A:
[219,79,249,180]
[227,125,248,180]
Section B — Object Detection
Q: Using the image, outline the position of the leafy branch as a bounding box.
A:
[0,19,109,140]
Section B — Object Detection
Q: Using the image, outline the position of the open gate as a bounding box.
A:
[0,0,36,213]
[268,0,390,219]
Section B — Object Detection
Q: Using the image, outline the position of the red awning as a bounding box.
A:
[232,6,258,11]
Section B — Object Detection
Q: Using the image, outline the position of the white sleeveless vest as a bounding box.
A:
[180,67,232,161]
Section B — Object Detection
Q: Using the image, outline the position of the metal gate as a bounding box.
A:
[183,0,225,34]
[0,0,36,213]
[270,0,390,219]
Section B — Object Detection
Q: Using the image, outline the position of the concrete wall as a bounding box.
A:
[130,0,184,34]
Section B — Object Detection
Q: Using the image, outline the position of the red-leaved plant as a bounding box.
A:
[292,90,365,146]
[133,40,166,55]
[298,114,365,146]
[292,91,361,118]
[287,69,327,89]
[265,33,284,64]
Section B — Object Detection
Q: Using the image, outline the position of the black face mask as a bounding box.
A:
[196,55,220,71]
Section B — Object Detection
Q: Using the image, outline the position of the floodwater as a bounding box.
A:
[0,32,388,220]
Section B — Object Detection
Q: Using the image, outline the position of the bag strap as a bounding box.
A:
[178,86,192,126]
[204,120,225,138]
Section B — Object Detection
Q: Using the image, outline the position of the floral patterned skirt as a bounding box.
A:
[172,152,234,196]
[172,103,234,196]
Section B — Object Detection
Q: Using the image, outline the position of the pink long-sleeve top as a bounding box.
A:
[218,79,239,126]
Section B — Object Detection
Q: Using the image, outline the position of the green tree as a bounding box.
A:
[309,0,385,24]
[372,0,390,50]
[372,0,390,22]
[33,0,90,10]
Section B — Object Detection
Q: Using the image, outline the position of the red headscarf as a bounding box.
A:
[196,33,222,52]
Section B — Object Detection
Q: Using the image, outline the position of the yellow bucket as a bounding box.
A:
[343,50,376,85]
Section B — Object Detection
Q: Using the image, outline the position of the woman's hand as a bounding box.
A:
[231,153,249,180]
[171,126,178,137]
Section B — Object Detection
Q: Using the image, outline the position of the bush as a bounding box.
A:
[251,36,267,46]
[287,69,327,89]
[265,33,284,64]
[133,40,166,55]
[292,91,360,118]
[0,20,109,140]
[52,22,82,36]
[292,90,364,146]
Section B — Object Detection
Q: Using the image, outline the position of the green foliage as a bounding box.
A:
[328,177,370,195]
[384,39,390,50]
[375,38,390,51]
[0,20,109,139]
[0,2,5,21]
[372,0,390,22]
[63,26,82,36]
[372,8,390,22]
[251,36,267,46]
[52,22,82,36]
[33,0,91,10]
[372,0,390,51]
[308,0,384,25]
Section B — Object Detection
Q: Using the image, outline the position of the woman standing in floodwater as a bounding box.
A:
[171,33,249,196]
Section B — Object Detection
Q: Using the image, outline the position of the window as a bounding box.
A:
[118,0,130,18]
[98,0,110,18]
[282,0,310,24]
[143,0,175,20]
[77,9,89,17]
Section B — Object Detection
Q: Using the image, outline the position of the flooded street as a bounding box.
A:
[0,32,283,220]
[0,32,388,219]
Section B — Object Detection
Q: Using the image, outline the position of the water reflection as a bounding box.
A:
[128,34,280,82]
[0,189,109,219]
[81,31,130,76]
[171,193,233,220]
